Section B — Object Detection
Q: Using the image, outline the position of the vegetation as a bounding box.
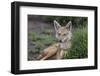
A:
[28,15,88,60]
[28,29,57,53]
[43,16,87,27]
[64,27,88,59]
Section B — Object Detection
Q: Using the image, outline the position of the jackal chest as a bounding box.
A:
[60,41,71,50]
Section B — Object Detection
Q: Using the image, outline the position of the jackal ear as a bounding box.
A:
[54,20,61,31]
[66,21,72,31]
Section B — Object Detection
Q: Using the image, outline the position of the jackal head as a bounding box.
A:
[54,20,72,43]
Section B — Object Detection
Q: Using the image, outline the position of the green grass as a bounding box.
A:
[64,27,88,59]
[28,28,57,52]
[42,29,53,35]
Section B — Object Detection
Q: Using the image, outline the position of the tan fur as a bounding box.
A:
[37,43,61,60]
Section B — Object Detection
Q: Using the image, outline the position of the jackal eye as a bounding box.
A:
[58,33,61,35]
[63,33,66,36]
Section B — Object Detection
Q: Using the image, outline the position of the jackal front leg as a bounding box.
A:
[56,49,64,59]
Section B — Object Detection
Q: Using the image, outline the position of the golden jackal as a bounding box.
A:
[37,20,72,60]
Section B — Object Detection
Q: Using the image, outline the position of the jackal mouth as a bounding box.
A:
[58,39,68,43]
[58,40,62,43]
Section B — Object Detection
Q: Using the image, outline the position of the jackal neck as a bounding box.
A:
[60,40,71,50]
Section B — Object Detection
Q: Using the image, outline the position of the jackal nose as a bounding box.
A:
[59,40,62,42]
